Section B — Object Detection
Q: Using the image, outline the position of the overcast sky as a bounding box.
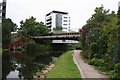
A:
[5,0,120,31]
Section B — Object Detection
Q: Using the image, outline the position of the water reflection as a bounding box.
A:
[2,52,16,79]
[2,51,53,79]
[2,43,68,79]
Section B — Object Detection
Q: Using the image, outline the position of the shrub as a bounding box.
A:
[110,63,120,78]
[80,51,89,59]
[88,58,105,67]
[102,53,114,70]
[88,58,98,66]
[114,63,120,71]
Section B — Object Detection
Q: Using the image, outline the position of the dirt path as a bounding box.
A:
[73,50,109,79]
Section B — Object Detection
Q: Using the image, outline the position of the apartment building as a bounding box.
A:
[119,1,120,8]
[45,11,70,32]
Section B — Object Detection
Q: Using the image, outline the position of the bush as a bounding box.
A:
[80,51,89,59]
[88,58,98,66]
[110,63,120,78]
[88,58,105,67]
[114,63,120,71]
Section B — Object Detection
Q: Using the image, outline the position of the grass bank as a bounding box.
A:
[46,51,80,78]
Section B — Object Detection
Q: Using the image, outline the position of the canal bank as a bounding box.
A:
[46,51,80,78]
[2,38,81,79]
[2,49,65,79]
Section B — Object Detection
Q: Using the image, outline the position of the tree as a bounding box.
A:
[18,16,49,37]
[53,26,63,31]
[2,18,17,46]
[84,5,109,29]
[80,5,120,78]
[80,5,119,60]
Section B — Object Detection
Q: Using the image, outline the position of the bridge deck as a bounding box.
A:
[33,35,80,39]
[32,32,81,42]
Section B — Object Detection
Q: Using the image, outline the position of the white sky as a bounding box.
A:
[5,0,120,31]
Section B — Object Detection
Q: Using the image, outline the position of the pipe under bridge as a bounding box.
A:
[31,32,81,43]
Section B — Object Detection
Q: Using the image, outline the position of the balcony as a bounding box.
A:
[46,18,52,21]
[46,22,52,25]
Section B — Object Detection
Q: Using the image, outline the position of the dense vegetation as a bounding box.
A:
[2,18,17,46]
[79,5,120,78]
[18,16,49,37]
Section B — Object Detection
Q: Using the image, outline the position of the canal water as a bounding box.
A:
[2,50,63,79]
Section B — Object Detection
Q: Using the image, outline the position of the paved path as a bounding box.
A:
[73,50,109,79]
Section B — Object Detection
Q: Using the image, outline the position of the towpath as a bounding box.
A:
[73,50,109,79]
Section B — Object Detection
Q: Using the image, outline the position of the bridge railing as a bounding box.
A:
[53,32,81,36]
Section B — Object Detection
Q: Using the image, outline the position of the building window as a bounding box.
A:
[63,24,67,25]
[64,17,68,19]
[63,20,67,22]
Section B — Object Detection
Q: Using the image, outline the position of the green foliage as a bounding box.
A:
[24,41,51,56]
[114,63,120,72]
[2,18,17,46]
[67,44,82,50]
[103,19,119,63]
[80,5,120,78]
[110,63,120,78]
[18,16,49,37]
[86,28,106,59]
[53,26,63,31]
[88,58,105,67]
[84,5,109,29]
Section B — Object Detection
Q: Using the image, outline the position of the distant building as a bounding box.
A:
[0,0,6,20]
[45,11,70,32]
[118,1,120,8]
